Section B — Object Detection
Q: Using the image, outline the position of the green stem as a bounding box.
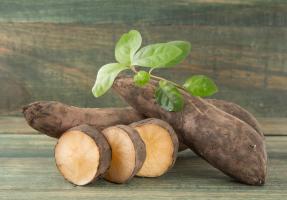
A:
[130,65,138,73]
[150,74,186,91]
[130,65,203,114]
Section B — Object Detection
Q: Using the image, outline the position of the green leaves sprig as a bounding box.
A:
[92,30,218,112]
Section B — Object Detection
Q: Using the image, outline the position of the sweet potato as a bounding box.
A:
[206,99,263,137]
[22,99,263,151]
[23,100,263,154]
[113,76,267,185]
[54,124,111,186]
[22,101,144,138]
[102,125,146,183]
[130,118,178,177]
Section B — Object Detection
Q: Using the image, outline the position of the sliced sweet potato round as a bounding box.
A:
[102,125,146,183]
[54,124,111,186]
[130,118,179,177]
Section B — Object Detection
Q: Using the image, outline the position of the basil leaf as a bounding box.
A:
[183,75,218,97]
[165,41,191,67]
[133,70,150,87]
[92,63,128,97]
[155,80,184,112]
[132,43,182,68]
[115,30,142,65]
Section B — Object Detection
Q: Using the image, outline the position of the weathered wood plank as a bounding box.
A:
[0,0,286,117]
[0,0,286,26]
[0,23,286,117]
[258,118,287,136]
[0,134,285,199]
[0,116,38,135]
[1,116,286,136]
[0,189,286,200]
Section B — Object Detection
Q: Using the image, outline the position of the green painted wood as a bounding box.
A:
[0,134,285,199]
[1,116,286,136]
[0,116,38,135]
[0,0,287,117]
[0,0,286,25]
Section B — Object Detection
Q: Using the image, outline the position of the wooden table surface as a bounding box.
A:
[0,1,286,199]
[0,117,286,200]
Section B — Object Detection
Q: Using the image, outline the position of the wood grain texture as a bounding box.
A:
[0,116,37,135]
[0,0,286,117]
[0,134,286,199]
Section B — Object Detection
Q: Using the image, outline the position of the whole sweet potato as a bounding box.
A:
[113,76,267,185]
[22,101,144,138]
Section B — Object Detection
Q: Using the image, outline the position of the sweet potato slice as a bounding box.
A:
[55,125,111,186]
[102,125,146,183]
[130,118,178,177]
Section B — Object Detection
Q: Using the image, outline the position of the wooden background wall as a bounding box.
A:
[0,0,286,117]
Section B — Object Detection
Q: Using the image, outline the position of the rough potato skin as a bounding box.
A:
[130,118,179,176]
[148,79,263,138]
[206,99,263,137]
[23,99,263,142]
[103,125,146,183]
[113,76,267,185]
[55,124,111,185]
[175,99,264,151]
[22,101,144,138]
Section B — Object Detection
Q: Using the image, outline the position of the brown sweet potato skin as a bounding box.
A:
[113,76,267,185]
[116,125,146,181]
[22,99,263,149]
[22,99,263,153]
[206,99,263,137]
[22,101,144,138]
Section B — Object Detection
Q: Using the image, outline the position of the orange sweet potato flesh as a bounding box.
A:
[113,76,267,185]
[102,125,146,183]
[130,118,178,177]
[55,124,111,186]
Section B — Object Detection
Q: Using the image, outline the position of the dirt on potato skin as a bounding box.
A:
[206,99,264,137]
[22,101,144,138]
[113,76,267,186]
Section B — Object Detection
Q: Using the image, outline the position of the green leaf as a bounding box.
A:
[155,80,184,112]
[133,70,150,87]
[115,30,142,65]
[92,63,128,97]
[183,75,218,97]
[132,43,182,68]
[165,41,191,67]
